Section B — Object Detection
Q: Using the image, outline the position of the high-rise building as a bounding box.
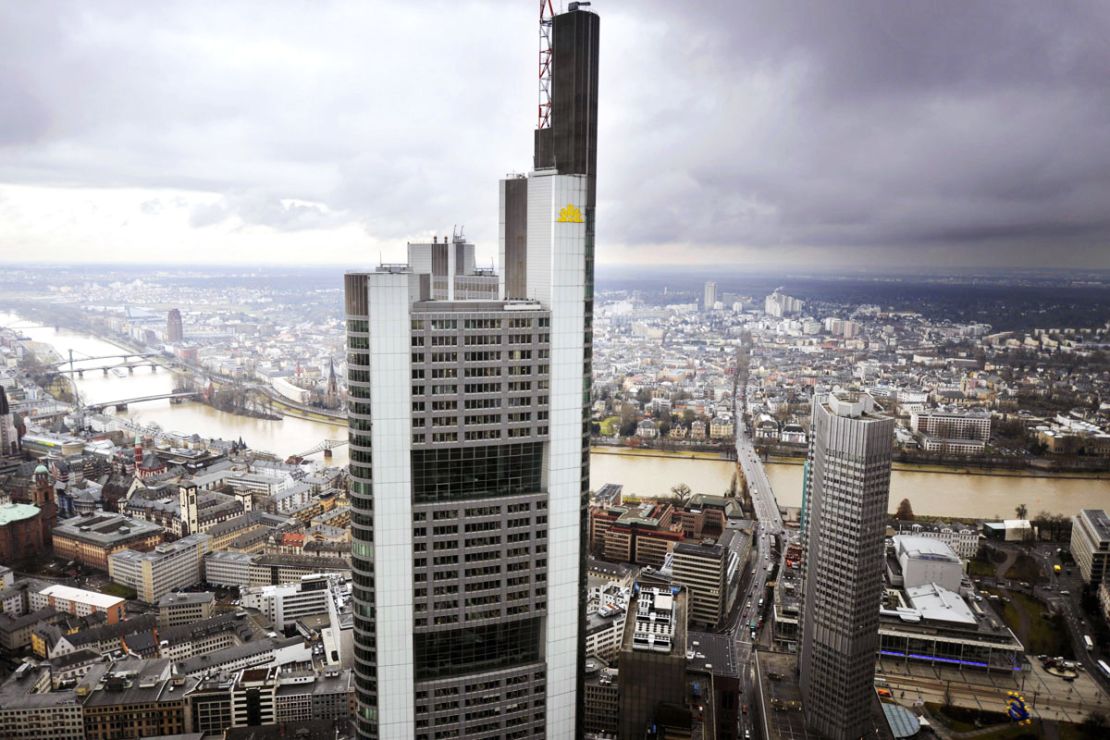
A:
[799,391,893,740]
[1071,509,1110,586]
[0,386,20,456]
[166,308,183,343]
[703,281,717,311]
[344,6,599,738]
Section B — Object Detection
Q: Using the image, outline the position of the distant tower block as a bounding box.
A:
[167,308,184,343]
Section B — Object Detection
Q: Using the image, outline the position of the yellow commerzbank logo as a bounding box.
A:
[556,203,584,223]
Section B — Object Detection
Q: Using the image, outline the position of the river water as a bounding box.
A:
[5,311,1108,518]
[591,450,1110,519]
[1,311,350,466]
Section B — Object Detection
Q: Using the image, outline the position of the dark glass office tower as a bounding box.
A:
[346,6,599,739]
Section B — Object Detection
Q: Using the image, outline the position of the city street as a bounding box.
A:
[731,340,788,737]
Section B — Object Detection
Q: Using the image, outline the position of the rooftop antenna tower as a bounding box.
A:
[538,0,555,129]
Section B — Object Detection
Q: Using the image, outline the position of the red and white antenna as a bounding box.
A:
[537,0,555,129]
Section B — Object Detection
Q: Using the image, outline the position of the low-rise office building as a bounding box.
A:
[29,583,125,624]
[158,612,254,661]
[241,574,339,629]
[0,663,87,740]
[108,533,210,603]
[53,512,163,570]
[671,529,743,628]
[157,591,215,627]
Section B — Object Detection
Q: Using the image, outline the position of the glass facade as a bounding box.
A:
[411,443,544,503]
[413,618,543,680]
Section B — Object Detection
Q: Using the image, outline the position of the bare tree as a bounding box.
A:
[1015,503,1029,521]
[671,483,693,508]
[895,498,915,521]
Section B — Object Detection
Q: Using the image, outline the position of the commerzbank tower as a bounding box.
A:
[343,4,600,738]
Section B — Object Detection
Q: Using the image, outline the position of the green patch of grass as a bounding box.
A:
[968,558,996,577]
[100,582,137,600]
[599,416,620,436]
[1005,552,1046,584]
[999,590,1073,658]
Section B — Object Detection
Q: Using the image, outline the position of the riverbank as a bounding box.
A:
[589,445,1109,481]
[763,454,1110,480]
[589,446,732,463]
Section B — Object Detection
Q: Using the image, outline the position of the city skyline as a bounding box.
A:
[3,2,1110,270]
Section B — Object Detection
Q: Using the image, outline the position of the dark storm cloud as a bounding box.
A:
[608,0,1110,263]
[1,1,1109,266]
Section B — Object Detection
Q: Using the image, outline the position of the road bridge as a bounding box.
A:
[84,390,198,412]
[293,439,349,459]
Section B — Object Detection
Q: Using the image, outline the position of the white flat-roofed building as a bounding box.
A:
[108,533,210,604]
[29,584,125,624]
[240,574,339,629]
[1071,509,1110,586]
[904,583,977,626]
[893,535,963,593]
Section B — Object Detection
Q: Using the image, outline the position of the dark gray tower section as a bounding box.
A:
[502,176,529,299]
[533,7,601,201]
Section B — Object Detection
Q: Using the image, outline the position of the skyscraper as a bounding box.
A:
[703,281,717,311]
[167,308,183,343]
[798,391,893,740]
[344,6,599,738]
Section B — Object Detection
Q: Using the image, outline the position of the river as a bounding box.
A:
[1,311,351,466]
[590,450,1109,519]
[5,312,1108,518]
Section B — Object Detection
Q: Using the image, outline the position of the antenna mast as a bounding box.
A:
[538,0,555,129]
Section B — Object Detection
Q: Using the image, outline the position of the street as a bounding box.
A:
[730,338,788,738]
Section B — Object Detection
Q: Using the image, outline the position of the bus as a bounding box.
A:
[1098,660,1110,680]
[1084,635,1094,653]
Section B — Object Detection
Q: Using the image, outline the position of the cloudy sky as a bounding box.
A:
[2,1,1109,270]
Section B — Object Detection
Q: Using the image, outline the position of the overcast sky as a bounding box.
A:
[2,1,1109,270]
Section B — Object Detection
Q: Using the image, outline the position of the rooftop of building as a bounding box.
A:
[755,650,896,740]
[587,556,632,580]
[0,664,84,710]
[159,612,255,644]
[686,630,737,678]
[822,389,889,420]
[109,533,208,563]
[892,535,961,563]
[157,591,215,607]
[205,549,256,564]
[1078,509,1110,541]
[903,583,977,625]
[39,583,125,609]
[83,658,196,707]
[53,512,163,545]
[174,636,298,675]
[252,552,350,569]
[0,501,39,525]
[673,529,735,559]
